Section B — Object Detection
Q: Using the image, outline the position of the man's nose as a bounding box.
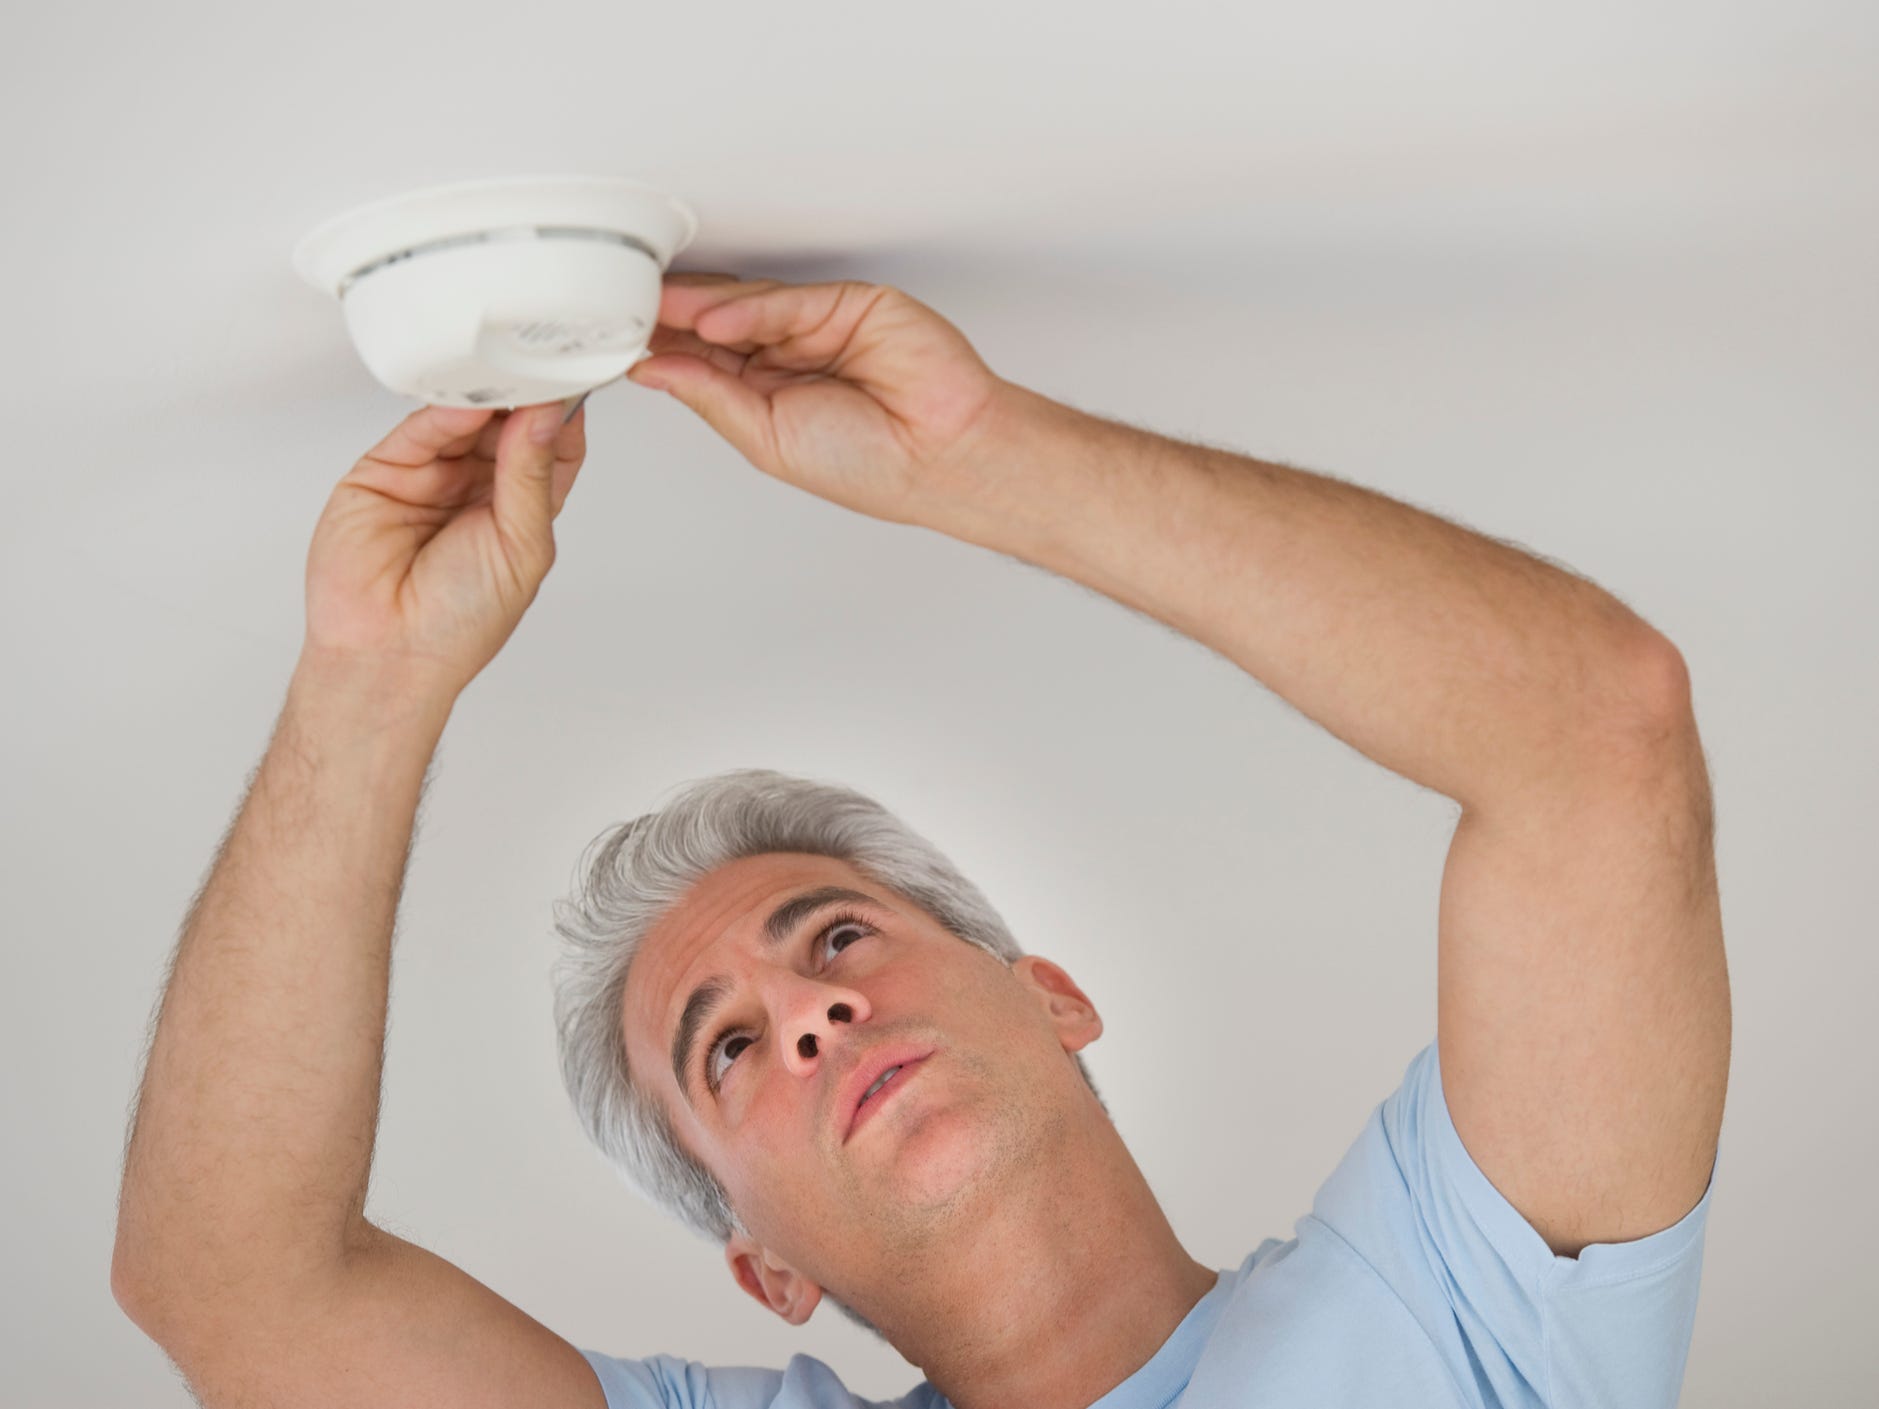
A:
[778,975,872,1075]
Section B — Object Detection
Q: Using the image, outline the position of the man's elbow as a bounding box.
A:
[111,1245,166,1342]
[111,1221,202,1349]
[1626,630,1695,737]
[1585,628,1699,769]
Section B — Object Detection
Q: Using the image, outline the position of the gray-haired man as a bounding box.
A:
[114,275,1726,1409]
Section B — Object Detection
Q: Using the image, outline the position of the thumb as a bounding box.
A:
[629,355,777,470]
[489,402,566,567]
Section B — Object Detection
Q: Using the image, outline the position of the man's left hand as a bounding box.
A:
[626,273,1014,527]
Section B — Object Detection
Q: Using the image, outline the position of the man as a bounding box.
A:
[111,274,1728,1409]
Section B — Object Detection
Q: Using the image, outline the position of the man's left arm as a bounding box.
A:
[927,381,1728,1258]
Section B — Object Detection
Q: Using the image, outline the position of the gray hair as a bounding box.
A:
[550,767,1105,1341]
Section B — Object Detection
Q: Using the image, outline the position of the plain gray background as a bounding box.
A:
[4,2,1875,1404]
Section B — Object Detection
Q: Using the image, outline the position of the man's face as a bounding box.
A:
[620,850,1102,1320]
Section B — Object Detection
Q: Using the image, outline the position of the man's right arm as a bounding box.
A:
[111,648,604,1408]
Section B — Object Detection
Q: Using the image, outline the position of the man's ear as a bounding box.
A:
[1013,955,1103,1052]
[725,1233,824,1326]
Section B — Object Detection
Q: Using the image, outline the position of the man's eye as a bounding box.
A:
[825,923,867,958]
[706,1037,751,1089]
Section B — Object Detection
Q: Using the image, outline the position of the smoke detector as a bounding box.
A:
[293,174,698,409]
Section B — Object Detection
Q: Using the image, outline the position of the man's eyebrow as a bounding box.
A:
[668,885,881,1107]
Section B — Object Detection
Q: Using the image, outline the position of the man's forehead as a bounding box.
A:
[625,853,881,1055]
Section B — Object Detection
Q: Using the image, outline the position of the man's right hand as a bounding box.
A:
[302,397,590,697]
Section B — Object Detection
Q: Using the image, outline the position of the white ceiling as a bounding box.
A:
[7,3,1877,1406]
[7,0,1876,422]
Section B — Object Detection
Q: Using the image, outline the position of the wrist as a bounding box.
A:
[916,379,1128,570]
[289,646,460,735]
[914,379,1087,553]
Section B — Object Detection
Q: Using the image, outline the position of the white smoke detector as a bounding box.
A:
[293,174,699,409]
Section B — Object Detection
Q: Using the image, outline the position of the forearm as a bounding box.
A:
[932,383,1685,810]
[113,650,455,1308]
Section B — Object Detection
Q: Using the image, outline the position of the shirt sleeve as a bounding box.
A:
[577,1350,786,1409]
[576,1348,936,1409]
[1316,1041,1719,1409]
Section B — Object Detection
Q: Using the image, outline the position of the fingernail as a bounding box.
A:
[628,364,669,392]
[559,392,590,426]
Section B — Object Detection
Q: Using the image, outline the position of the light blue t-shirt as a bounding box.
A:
[582,1041,1717,1409]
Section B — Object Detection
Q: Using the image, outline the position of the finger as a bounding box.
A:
[473,410,512,462]
[549,403,589,518]
[693,281,879,369]
[490,403,575,565]
[363,404,496,468]
[626,352,778,473]
[637,325,751,384]
[649,277,784,338]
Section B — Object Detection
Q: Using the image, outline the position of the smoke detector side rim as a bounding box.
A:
[292,174,699,297]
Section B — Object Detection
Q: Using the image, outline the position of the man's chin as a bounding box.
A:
[855,1102,1013,1213]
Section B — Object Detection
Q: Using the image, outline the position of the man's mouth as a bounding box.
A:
[845,1052,930,1141]
[859,1065,903,1105]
